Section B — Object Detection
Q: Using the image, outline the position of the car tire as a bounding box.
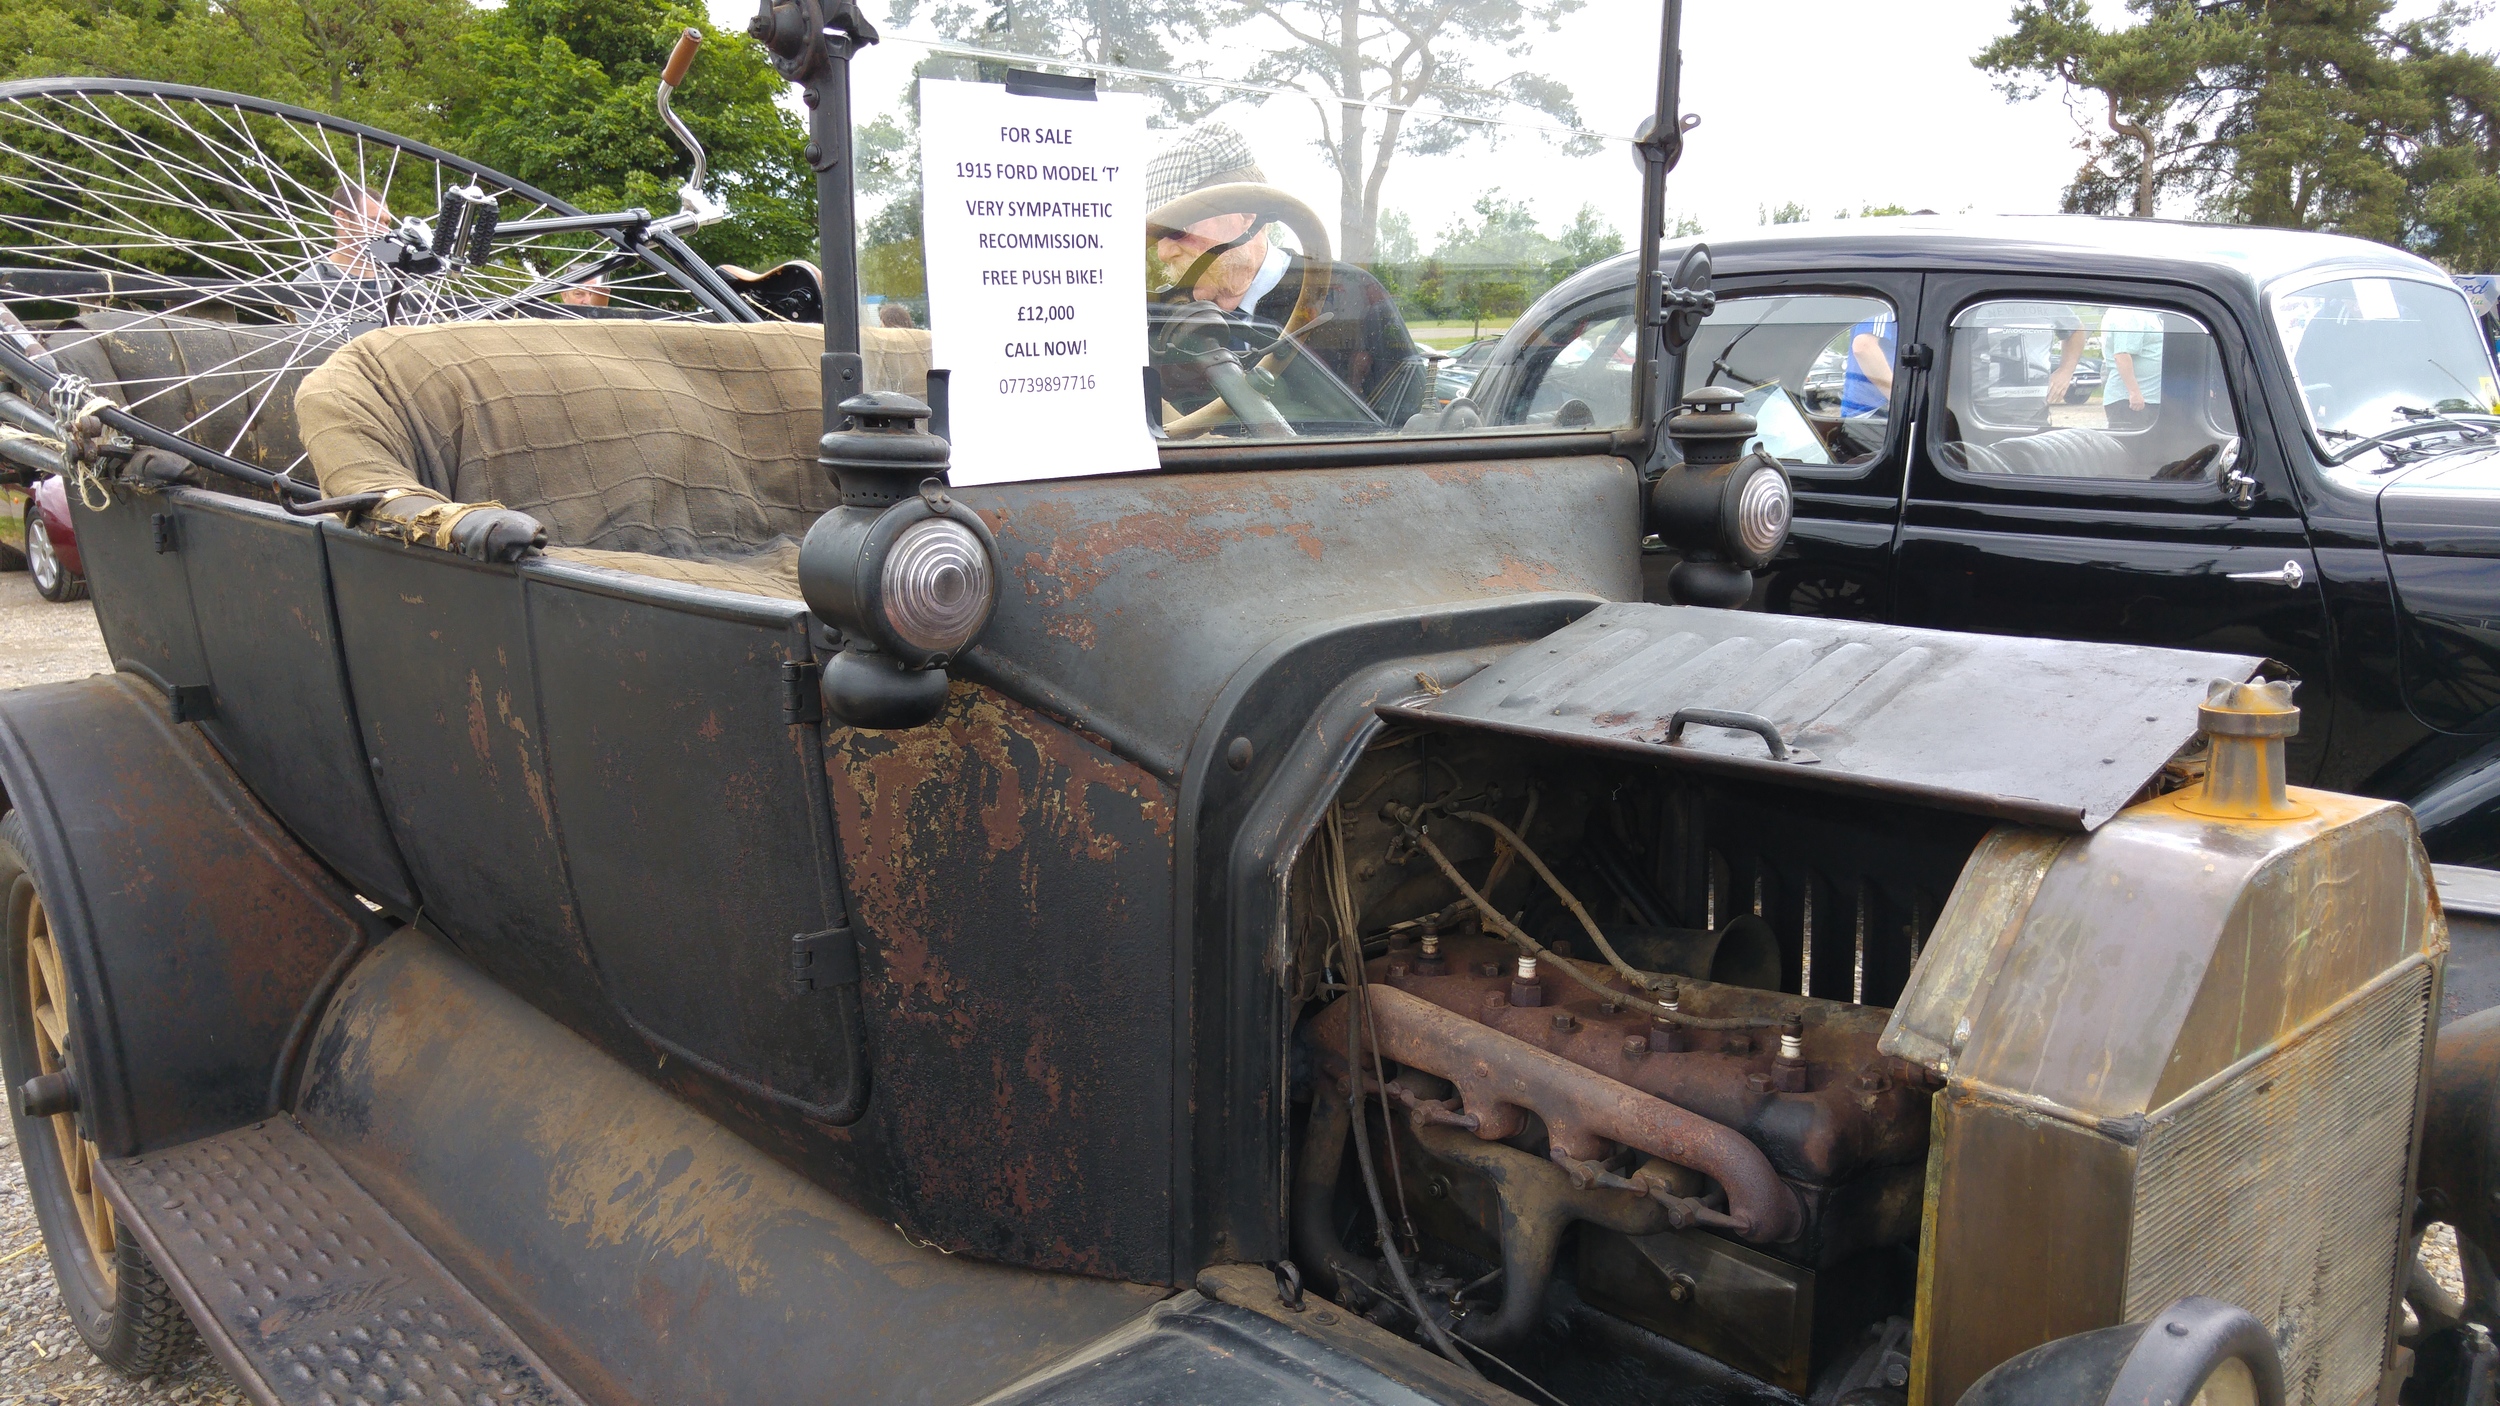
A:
[25,501,85,604]
[0,811,195,1376]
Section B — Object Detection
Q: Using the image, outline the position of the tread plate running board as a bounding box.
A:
[98,1119,585,1406]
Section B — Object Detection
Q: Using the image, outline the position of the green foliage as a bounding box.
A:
[449,0,813,270]
[1760,201,1809,225]
[0,0,814,270]
[1368,193,1619,324]
[1977,0,2500,267]
[0,0,472,140]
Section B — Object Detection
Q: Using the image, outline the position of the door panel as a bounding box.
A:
[178,493,415,910]
[524,566,866,1123]
[326,528,608,1025]
[1897,276,2334,779]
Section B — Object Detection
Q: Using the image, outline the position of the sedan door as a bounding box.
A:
[1893,276,2336,779]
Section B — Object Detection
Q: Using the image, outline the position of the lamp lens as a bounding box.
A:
[1732,465,1791,562]
[881,518,994,654]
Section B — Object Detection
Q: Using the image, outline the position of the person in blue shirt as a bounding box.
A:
[1841,308,1896,419]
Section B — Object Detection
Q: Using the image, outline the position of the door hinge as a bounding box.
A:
[790,925,858,992]
[167,684,215,724]
[781,659,822,724]
[150,513,176,554]
[1897,343,1934,371]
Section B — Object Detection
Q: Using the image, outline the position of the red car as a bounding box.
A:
[19,475,83,602]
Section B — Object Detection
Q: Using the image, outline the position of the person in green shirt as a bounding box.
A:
[2101,305,2165,431]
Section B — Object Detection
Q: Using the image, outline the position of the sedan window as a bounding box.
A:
[1679,294,1898,468]
[1937,300,2242,484]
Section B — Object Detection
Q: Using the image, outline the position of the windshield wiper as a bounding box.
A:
[2325,413,2497,467]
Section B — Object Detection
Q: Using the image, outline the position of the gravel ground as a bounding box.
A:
[0,569,111,692]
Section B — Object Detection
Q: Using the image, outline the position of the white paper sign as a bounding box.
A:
[919,79,1155,485]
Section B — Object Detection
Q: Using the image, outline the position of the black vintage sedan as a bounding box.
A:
[1470,215,2500,864]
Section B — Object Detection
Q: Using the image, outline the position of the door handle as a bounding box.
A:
[2225,559,2305,589]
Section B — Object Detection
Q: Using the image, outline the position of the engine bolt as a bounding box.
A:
[1724,1034,1752,1055]
[1387,960,1411,978]
[1552,1012,1578,1032]
[1747,1072,1773,1093]
[1623,1035,1649,1058]
[1476,960,1503,978]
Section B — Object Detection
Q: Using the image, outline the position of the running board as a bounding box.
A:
[98,1119,585,1406]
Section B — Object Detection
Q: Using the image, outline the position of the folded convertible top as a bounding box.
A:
[1378,602,2264,831]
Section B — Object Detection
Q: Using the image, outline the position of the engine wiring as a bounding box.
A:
[1404,810,1783,1032]
[1324,807,1478,1376]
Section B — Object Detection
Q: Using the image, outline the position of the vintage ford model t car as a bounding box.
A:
[0,6,2493,1406]
[1470,219,2500,871]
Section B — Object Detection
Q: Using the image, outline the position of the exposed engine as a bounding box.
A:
[1287,729,1984,1404]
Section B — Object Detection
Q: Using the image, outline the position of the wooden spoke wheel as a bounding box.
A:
[0,810,191,1375]
[24,898,115,1295]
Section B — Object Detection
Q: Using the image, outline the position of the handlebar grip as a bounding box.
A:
[661,28,700,87]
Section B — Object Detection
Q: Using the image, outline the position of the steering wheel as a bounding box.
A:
[1148,183,1334,439]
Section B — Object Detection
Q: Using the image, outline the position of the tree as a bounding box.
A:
[0,0,472,142]
[1976,0,2500,265]
[1975,0,2235,218]
[448,0,814,270]
[1236,0,1594,263]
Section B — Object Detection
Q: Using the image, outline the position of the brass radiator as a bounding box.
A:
[1885,793,2444,1406]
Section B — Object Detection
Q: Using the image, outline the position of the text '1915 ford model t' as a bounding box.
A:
[0,4,2490,1405]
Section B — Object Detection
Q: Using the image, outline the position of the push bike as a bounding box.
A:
[0,32,813,505]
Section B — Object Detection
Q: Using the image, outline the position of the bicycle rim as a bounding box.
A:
[0,79,751,483]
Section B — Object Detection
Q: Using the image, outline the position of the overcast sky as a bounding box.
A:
[707,0,2500,247]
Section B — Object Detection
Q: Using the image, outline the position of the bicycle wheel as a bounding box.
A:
[0,78,756,485]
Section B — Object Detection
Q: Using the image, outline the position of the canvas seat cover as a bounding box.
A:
[296,320,934,597]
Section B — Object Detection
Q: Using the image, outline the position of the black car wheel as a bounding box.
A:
[0,812,192,1375]
[24,501,83,603]
[1770,569,1877,621]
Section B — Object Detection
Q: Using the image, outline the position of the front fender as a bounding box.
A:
[0,671,384,1154]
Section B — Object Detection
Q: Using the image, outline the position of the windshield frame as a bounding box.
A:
[2263,267,2497,467]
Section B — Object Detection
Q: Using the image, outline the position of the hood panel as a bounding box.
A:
[1382,602,2262,830]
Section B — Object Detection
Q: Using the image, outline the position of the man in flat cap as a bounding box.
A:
[1145,124,1424,430]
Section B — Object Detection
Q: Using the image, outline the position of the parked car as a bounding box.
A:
[1427,335,1504,408]
[1473,216,2500,865]
[19,475,82,601]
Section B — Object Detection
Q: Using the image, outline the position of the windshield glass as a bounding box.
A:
[2272,275,2498,452]
[847,21,1649,472]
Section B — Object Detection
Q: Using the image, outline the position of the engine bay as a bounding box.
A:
[1285,727,1994,1405]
